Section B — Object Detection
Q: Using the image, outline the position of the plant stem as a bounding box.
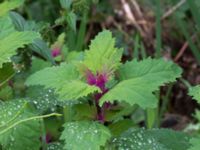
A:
[41,120,47,150]
[146,91,160,129]
[146,108,158,129]
[63,105,73,122]
[159,84,173,121]
[0,113,62,135]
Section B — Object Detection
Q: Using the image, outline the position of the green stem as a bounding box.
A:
[0,113,62,135]
[41,120,47,150]
[0,73,15,87]
[146,91,160,129]
[180,78,192,88]
[63,106,73,122]
[159,84,173,120]
[76,11,88,51]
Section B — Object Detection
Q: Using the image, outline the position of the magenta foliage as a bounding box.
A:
[51,47,61,57]
[86,70,108,92]
[45,133,52,143]
[86,70,111,123]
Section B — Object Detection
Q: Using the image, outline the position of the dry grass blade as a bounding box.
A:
[162,0,186,20]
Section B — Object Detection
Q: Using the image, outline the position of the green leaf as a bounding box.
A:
[0,31,40,68]
[47,142,64,150]
[26,63,100,101]
[0,86,13,101]
[99,58,182,108]
[9,12,55,64]
[60,121,111,150]
[111,128,190,150]
[9,11,26,31]
[118,58,182,81]
[29,39,55,64]
[188,136,200,150]
[83,30,123,75]
[108,119,136,136]
[60,0,72,10]
[29,58,51,74]
[73,104,97,120]
[189,85,200,103]
[0,0,24,17]
[0,100,41,150]
[26,86,59,112]
[0,15,15,39]
[73,0,97,12]
[66,11,77,32]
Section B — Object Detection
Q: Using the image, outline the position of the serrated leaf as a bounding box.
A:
[99,58,182,108]
[118,58,182,82]
[189,85,200,103]
[188,136,200,150]
[0,31,40,68]
[111,128,190,150]
[60,121,111,150]
[0,0,24,17]
[26,63,100,101]
[9,12,55,64]
[83,30,123,75]
[0,100,41,150]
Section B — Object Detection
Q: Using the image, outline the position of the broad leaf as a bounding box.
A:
[189,85,200,103]
[111,128,190,150]
[99,58,182,108]
[30,39,56,64]
[9,11,26,31]
[108,119,136,136]
[118,58,182,82]
[83,30,123,75]
[0,0,24,16]
[26,86,59,112]
[188,137,200,150]
[26,63,100,100]
[0,100,41,150]
[0,16,15,39]
[0,31,40,68]
[9,12,55,64]
[60,121,111,150]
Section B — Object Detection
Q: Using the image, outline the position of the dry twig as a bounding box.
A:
[174,34,196,62]
[121,0,145,37]
[162,0,186,20]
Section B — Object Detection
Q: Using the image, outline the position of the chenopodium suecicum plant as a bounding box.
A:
[25,30,192,150]
[0,0,195,149]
